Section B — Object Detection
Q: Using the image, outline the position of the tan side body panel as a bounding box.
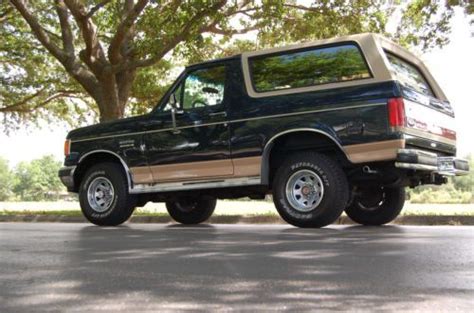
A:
[130,157,261,185]
[344,139,405,163]
[129,139,405,185]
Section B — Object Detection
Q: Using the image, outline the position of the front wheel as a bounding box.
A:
[166,197,216,224]
[272,152,350,228]
[79,162,136,226]
[345,186,405,225]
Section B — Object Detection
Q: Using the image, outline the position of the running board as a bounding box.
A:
[130,176,262,194]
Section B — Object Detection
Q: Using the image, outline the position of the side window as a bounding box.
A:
[385,53,434,97]
[249,44,371,93]
[182,66,226,111]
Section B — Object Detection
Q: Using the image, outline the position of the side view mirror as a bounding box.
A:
[202,87,219,94]
[169,93,183,114]
[169,93,177,108]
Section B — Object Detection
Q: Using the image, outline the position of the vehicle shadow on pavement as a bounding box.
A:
[1,224,472,311]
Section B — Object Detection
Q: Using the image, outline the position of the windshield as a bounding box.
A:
[385,52,434,98]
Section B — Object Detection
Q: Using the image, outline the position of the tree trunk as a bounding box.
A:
[93,69,135,122]
[98,98,124,122]
[96,73,123,122]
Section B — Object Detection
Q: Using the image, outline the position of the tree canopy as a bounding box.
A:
[12,155,64,201]
[0,155,64,201]
[1,0,472,131]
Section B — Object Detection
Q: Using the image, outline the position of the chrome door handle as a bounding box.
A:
[209,111,227,117]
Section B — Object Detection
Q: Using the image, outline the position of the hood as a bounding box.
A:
[67,114,151,141]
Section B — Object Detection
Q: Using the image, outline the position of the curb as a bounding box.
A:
[0,214,473,225]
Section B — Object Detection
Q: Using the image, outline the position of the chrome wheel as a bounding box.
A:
[285,169,324,212]
[87,177,115,213]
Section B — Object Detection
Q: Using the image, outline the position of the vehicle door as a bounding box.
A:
[144,63,233,183]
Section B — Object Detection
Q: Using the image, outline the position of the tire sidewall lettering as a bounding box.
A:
[290,162,330,187]
[279,197,315,220]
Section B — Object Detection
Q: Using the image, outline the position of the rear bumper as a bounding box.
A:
[58,166,77,191]
[395,149,469,176]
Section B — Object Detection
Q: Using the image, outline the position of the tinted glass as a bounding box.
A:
[385,53,434,97]
[250,44,371,92]
[182,66,226,110]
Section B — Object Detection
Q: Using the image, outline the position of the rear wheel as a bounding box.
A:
[166,197,216,224]
[79,162,136,226]
[345,186,405,225]
[272,152,349,228]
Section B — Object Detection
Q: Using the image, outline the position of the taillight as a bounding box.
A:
[388,97,406,127]
[64,139,71,157]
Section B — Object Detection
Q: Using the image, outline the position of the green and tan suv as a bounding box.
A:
[59,33,469,228]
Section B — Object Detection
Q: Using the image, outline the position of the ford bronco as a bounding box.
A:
[59,33,469,228]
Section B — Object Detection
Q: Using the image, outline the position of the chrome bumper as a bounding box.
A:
[395,149,469,176]
[58,166,77,191]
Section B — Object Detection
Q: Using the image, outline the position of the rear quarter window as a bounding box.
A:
[385,52,434,97]
[249,43,371,93]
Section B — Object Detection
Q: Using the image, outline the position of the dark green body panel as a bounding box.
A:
[64,58,453,174]
[225,60,400,160]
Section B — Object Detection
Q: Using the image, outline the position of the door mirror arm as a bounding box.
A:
[170,93,183,134]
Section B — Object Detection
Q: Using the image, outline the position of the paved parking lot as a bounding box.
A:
[1,223,473,311]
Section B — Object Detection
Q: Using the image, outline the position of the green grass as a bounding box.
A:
[0,210,169,217]
[1,208,473,217]
[1,201,473,217]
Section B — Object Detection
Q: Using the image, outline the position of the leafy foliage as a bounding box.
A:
[0,157,14,201]
[0,3,97,132]
[0,0,472,130]
[408,154,474,204]
[12,155,65,201]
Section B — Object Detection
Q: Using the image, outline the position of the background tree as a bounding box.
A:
[1,0,472,131]
[452,154,474,192]
[407,155,474,204]
[13,155,64,201]
[0,157,14,201]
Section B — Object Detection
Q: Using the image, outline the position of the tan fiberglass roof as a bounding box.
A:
[240,33,447,101]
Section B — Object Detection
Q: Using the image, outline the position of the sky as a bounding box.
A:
[0,9,473,166]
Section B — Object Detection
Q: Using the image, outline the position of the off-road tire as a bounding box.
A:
[166,197,216,224]
[272,152,349,228]
[345,187,405,225]
[79,162,136,226]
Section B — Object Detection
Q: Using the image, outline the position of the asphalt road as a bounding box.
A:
[1,223,473,312]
